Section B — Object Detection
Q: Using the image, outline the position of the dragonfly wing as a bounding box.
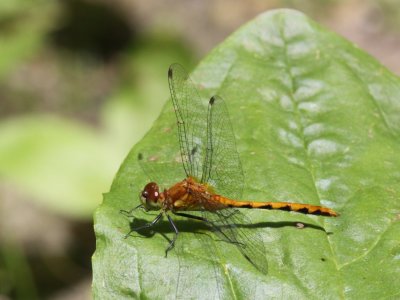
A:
[182,193,267,274]
[136,153,186,191]
[175,227,228,299]
[168,64,208,180]
[202,208,268,274]
[202,95,244,200]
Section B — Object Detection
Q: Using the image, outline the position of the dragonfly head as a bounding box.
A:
[140,182,162,211]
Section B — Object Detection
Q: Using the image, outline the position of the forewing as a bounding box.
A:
[168,64,208,179]
[202,96,244,199]
[137,152,185,191]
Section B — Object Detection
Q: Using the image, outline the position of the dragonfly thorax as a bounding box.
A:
[140,182,162,211]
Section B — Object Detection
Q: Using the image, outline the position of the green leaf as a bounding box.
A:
[93,9,400,299]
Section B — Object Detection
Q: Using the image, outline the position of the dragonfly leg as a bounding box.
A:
[124,212,163,239]
[173,212,243,246]
[120,204,144,217]
[165,214,179,257]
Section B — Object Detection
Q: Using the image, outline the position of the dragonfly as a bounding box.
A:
[121,63,338,274]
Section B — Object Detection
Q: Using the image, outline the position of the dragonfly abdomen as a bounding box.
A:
[216,196,338,217]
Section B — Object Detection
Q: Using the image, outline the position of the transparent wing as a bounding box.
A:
[137,152,185,191]
[168,63,208,179]
[185,207,268,275]
[178,193,267,274]
[202,96,244,200]
[175,229,228,299]
[211,208,268,275]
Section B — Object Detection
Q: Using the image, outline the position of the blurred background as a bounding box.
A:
[0,0,399,299]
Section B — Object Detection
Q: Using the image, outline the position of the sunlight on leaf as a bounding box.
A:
[93,9,400,299]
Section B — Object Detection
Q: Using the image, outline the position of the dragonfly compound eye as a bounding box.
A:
[141,182,160,209]
[141,190,148,200]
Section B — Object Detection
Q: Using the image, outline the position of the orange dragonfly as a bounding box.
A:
[122,64,338,273]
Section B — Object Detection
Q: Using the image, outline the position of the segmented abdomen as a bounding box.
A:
[214,195,338,217]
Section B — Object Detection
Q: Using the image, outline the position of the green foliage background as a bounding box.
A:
[93,10,400,299]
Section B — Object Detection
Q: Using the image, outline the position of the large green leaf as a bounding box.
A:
[92,9,400,299]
